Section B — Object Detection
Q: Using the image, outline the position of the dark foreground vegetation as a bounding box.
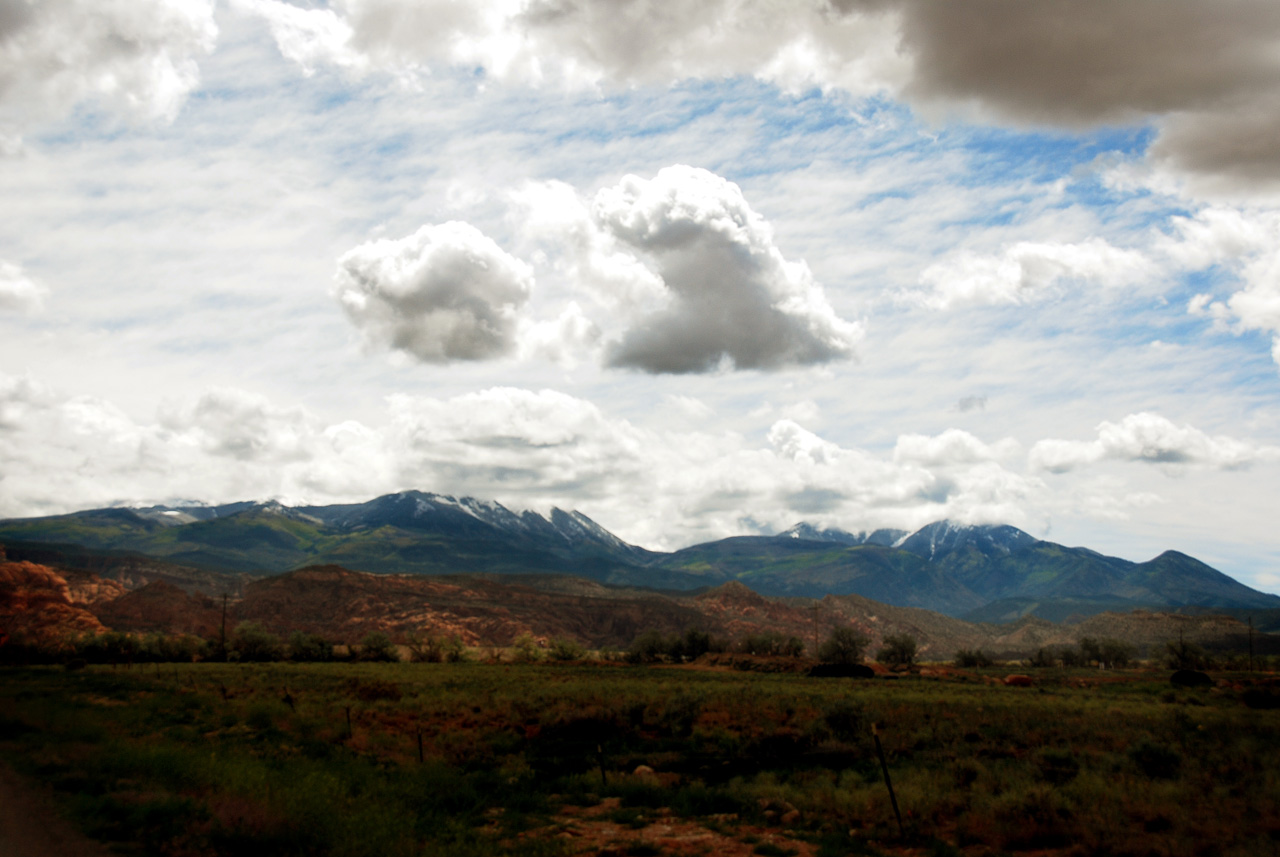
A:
[2,660,1279,857]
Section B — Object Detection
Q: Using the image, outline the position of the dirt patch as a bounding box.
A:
[508,797,820,857]
[0,763,113,857]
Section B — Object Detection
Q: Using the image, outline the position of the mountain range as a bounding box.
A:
[1,490,1277,621]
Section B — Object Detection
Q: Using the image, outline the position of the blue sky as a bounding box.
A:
[3,0,1280,593]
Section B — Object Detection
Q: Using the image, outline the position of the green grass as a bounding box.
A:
[2,663,1278,856]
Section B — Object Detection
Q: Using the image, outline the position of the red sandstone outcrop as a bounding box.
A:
[0,560,109,645]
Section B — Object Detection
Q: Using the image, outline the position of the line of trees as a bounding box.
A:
[4,620,1266,670]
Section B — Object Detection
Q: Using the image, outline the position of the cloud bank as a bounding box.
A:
[0,0,217,148]
[1030,412,1280,473]
[235,0,1280,191]
[0,373,1050,548]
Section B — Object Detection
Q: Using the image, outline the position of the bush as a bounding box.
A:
[288,632,333,662]
[512,632,542,663]
[673,628,713,661]
[626,630,672,664]
[818,628,868,665]
[876,633,917,668]
[547,637,585,661]
[75,631,141,665]
[954,648,992,668]
[357,631,399,662]
[442,636,468,662]
[405,632,445,663]
[1098,638,1134,668]
[231,622,285,662]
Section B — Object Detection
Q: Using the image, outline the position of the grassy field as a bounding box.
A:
[1,661,1278,856]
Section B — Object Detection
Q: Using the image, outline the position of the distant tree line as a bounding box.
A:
[1,620,1269,671]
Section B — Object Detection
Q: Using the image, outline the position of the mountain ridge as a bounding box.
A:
[2,492,1276,621]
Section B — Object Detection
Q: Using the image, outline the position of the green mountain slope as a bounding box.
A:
[4,497,1278,620]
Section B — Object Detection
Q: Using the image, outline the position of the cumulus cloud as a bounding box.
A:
[0,261,46,311]
[893,428,1019,467]
[1169,208,1280,365]
[1029,412,1280,474]
[334,221,534,363]
[908,238,1156,309]
[0,0,217,146]
[590,166,863,372]
[512,167,863,373]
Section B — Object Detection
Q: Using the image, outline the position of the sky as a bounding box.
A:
[3,1,1280,593]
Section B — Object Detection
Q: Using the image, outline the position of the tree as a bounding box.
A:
[1029,647,1056,668]
[512,632,542,663]
[547,637,585,661]
[288,631,333,662]
[1060,646,1085,667]
[1098,638,1134,668]
[818,628,869,665]
[876,633,917,668]
[231,622,284,662]
[953,648,992,668]
[1078,637,1102,666]
[441,635,468,663]
[405,632,445,663]
[358,631,399,662]
[626,630,671,664]
[674,628,712,661]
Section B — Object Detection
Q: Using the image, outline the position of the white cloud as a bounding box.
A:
[893,428,1019,467]
[230,0,366,77]
[241,1,1280,191]
[1160,208,1280,366]
[334,221,534,363]
[0,0,217,146]
[1029,412,1280,473]
[909,238,1155,309]
[0,261,46,312]
[513,179,667,315]
[516,301,601,367]
[158,387,316,463]
[591,165,863,372]
[244,0,907,95]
